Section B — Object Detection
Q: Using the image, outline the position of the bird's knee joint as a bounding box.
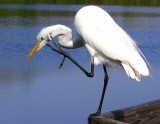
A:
[87,73,94,77]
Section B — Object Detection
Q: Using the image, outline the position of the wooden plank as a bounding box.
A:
[91,99,160,124]
[91,116,129,124]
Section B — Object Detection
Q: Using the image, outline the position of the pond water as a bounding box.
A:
[0,5,160,124]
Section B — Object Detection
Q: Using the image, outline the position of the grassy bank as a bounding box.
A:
[0,0,160,6]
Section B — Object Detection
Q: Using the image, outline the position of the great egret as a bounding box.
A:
[26,5,150,122]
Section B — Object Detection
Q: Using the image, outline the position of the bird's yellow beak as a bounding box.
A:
[25,39,47,62]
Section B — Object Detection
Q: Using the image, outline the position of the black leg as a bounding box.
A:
[88,65,109,124]
[46,44,94,77]
[46,42,108,124]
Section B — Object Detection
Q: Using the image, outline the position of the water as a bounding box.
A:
[0,5,160,124]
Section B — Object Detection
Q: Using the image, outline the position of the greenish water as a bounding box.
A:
[1,0,160,6]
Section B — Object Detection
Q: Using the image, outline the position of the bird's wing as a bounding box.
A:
[76,11,149,76]
[92,22,149,75]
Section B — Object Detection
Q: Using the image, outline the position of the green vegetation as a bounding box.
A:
[1,0,160,6]
[0,9,75,17]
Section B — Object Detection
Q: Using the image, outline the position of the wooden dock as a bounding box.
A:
[91,99,160,124]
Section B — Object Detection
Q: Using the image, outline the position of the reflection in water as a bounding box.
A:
[0,5,160,124]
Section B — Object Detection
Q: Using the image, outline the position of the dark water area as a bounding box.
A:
[0,5,160,124]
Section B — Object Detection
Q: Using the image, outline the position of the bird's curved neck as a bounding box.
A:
[47,25,71,38]
[45,24,84,49]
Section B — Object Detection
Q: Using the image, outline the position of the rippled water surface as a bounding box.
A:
[0,5,160,124]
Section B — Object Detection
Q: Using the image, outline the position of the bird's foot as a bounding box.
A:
[58,49,69,69]
[50,39,69,69]
[88,111,100,124]
[58,56,66,69]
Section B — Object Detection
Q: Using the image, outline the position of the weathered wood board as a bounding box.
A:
[91,99,160,124]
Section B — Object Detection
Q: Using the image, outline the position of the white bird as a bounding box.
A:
[26,5,150,120]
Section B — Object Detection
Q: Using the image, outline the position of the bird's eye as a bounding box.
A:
[41,37,44,40]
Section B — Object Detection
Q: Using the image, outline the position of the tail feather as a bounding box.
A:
[121,63,141,81]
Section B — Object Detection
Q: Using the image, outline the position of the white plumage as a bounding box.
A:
[25,6,150,118]
[74,6,149,81]
[27,5,150,81]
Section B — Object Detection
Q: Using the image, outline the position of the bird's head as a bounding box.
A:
[26,25,71,62]
[25,29,50,62]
